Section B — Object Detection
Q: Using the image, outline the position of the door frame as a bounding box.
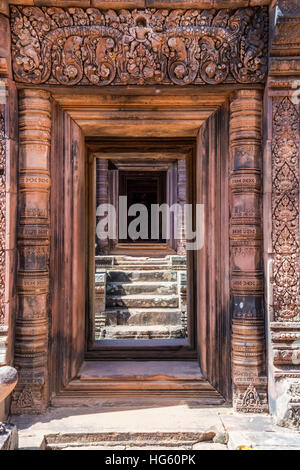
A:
[47,90,233,401]
[15,86,266,410]
[87,140,197,360]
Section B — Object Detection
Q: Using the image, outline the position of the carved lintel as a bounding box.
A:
[10,5,268,87]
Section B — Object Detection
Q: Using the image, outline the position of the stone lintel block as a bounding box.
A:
[33,0,91,6]
[150,1,270,7]
[276,0,300,15]
[91,0,144,7]
[8,1,34,5]
[6,0,271,8]
[0,424,18,450]
[146,1,265,7]
[0,15,11,78]
[269,57,300,77]
[0,1,9,17]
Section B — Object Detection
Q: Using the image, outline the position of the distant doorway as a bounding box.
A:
[119,170,167,243]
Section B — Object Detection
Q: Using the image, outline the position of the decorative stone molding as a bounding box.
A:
[0,112,5,326]
[10,5,268,86]
[230,89,268,413]
[11,89,51,414]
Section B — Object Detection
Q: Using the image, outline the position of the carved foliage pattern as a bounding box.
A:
[0,113,5,325]
[272,97,300,321]
[10,5,268,86]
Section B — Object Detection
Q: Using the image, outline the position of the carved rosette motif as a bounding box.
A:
[0,112,5,325]
[11,89,51,414]
[10,6,268,87]
[272,97,300,323]
[230,90,268,413]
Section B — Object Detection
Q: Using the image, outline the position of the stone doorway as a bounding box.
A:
[118,170,167,244]
[91,144,189,344]
[12,87,265,413]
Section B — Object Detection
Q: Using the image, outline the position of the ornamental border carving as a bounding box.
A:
[272,97,300,323]
[10,5,268,87]
[0,112,5,325]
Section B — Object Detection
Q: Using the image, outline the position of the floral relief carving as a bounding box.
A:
[16,385,34,409]
[0,113,6,325]
[10,6,268,87]
[272,97,300,321]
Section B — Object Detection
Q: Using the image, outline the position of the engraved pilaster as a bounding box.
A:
[230,89,268,413]
[12,89,51,414]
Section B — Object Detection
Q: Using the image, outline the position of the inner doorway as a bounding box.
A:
[89,142,193,349]
[119,170,166,243]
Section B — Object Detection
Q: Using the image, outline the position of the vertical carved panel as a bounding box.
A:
[230,89,268,412]
[272,97,300,323]
[270,95,300,428]
[0,111,5,325]
[12,89,51,414]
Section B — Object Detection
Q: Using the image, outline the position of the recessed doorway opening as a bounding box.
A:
[87,140,195,357]
[49,91,231,404]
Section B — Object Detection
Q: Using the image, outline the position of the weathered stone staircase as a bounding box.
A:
[95,256,187,340]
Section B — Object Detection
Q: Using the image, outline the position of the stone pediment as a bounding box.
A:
[10,5,268,86]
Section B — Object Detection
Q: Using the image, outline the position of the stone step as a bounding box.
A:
[114,256,170,265]
[107,270,178,283]
[106,294,179,309]
[100,325,185,339]
[96,308,182,326]
[106,281,178,296]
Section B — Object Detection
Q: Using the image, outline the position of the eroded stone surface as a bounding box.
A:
[0,424,18,450]
[0,366,18,403]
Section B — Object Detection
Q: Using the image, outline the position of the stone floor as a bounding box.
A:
[9,400,300,450]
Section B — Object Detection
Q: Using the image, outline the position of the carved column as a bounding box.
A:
[96,158,109,255]
[0,0,18,390]
[11,89,51,414]
[230,89,268,412]
[177,159,187,255]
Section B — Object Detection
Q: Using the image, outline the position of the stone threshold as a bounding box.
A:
[51,361,225,406]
